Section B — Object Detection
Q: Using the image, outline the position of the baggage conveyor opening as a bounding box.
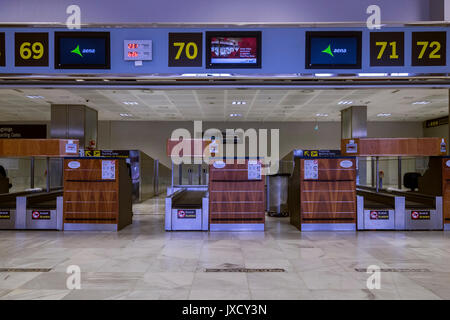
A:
[357,186,442,230]
[0,190,63,230]
[165,162,209,231]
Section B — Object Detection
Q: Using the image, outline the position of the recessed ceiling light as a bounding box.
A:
[314,73,333,77]
[338,101,353,105]
[232,101,246,105]
[120,113,133,117]
[357,73,388,77]
[26,95,44,99]
[377,113,391,117]
[391,73,409,77]
[229,113,242,117]
[316,113,328,117]
[412,101,431,105]
[123,101,138,105]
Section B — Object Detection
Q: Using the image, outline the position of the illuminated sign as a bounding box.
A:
[370,32,404,66]
[124,40,152,61]
[306,31,362,69]
[206,31,262,69]
[168,33,202,67]
[55,32,110,69]
[411,32,446,66]
[15,33,49,67]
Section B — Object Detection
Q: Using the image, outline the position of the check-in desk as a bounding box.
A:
[0,190,63,230]
[0,191,27,229]
[63,158,132,231]
[209,159,265,231]
[165,188,209,231]
[25,190,64,230]
[288,151,357,231]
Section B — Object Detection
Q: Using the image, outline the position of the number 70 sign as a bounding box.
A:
[168,33,203,67]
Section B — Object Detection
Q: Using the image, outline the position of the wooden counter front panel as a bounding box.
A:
[0,139,79,157]
[209,162,265,225]
[300,158,356,225]
[63,159,119,224]
[341,138,446,156]
[442,159,450,224]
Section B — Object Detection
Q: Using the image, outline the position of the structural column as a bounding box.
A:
[50,104,98,150]
[341,105,368,185]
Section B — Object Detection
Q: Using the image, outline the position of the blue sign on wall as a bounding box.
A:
[0,26,447,75]
[55,32,110,69]
[306,31,361,69]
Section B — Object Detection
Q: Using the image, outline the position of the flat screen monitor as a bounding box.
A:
[55,32,110,69]
[206,31,261,69]
[305,31,362,69]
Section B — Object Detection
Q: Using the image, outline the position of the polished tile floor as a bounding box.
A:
[1,196,450,300]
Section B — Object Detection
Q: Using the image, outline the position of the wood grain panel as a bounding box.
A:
[298,157,356,227]
[442,158,450,223]
[63,158,132,229]
[301,158,356,181]
[0,139,79,157]
[209,160,265,227]
[341,138,446,156]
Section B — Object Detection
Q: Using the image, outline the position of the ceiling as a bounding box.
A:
[0,88,447,122]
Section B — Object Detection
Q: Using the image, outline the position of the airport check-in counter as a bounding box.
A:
[286,150,357,231]
[25,190,63,230]
[357,186,442,230]
[165,161,209,231]
[165,187,209,231]
[0,190,63,230]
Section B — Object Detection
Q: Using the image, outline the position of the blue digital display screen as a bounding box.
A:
[55,32,110,69]
[306,32,361,69]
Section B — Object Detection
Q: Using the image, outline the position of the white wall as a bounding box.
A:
[98,120,424,167]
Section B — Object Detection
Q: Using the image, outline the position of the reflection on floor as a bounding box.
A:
[1,197,450,300]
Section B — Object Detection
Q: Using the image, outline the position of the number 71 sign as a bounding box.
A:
[168,33,202,67]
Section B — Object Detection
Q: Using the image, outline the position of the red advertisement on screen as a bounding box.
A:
[210,37,258,64]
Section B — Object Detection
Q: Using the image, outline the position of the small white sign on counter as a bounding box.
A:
[248,162,261,180]
[304,159,318,180]
[102,160,116,180]
[65,140,77,154]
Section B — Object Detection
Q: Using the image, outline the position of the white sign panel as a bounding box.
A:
[65,140,77,154]
[304,159,318,180]
[102,160,116,180]
[248,162,261,180]
[124,40,152,61]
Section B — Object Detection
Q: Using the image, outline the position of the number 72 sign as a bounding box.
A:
[412,32,446,66]
[168,33,202,67]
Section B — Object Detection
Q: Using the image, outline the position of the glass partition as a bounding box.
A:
[357,156,430,191]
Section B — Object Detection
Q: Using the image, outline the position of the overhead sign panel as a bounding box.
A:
[55,32,110,69]
[370,32,404,66]
[15,32,49,67]
[206,31,262,69]
[411,31,446,66]
[305,31,362,69]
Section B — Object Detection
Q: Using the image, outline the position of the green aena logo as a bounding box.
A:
[321,44,347,57]
[70,45,96,57]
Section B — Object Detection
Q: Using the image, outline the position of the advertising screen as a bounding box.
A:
[206,31,261,68]
[55,32,110,69]
[306,31,362,69]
